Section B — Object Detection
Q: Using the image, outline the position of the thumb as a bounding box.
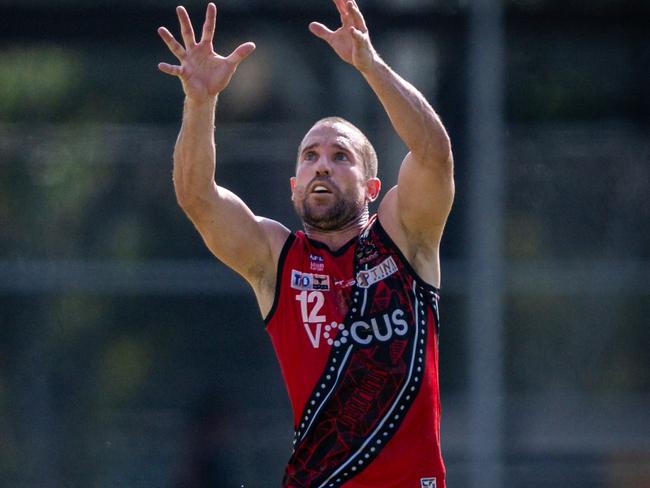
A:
[309,22,334,42]
[350,27,365,43]
[349,26,370,51]
[227,41,256,66]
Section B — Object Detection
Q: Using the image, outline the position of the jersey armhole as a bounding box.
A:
[374,218,441,297]
[264,233,296,325]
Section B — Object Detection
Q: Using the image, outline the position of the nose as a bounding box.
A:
[315,155,331,176]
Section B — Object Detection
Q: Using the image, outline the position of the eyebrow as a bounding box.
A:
[300,143,319,154]
[300,142,354,155]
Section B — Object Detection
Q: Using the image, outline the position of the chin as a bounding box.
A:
[295,195,364,231]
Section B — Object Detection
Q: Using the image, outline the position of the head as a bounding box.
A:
[290,117,381,231]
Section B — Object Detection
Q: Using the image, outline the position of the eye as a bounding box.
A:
[333,152,349,161]
[303,150,317,161]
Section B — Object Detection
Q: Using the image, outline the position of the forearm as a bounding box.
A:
[360,56,451,165]
[173,96,219,209]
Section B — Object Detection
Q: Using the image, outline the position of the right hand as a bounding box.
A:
[157,3,256,102]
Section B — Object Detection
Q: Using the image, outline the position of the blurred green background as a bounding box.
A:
[1,0,648,486]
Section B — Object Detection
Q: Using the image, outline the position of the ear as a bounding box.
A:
[290,176,296,201]
[365,177,381,202]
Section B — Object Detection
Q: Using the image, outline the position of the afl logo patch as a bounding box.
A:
[309,254,325,271]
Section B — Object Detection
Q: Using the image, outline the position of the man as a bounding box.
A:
[158,1,454,486]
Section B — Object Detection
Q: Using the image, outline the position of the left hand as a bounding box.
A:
[309,0,377,72]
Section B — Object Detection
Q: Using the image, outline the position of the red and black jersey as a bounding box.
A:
[265,215,445,488]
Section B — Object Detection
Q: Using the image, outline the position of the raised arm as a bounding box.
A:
[158,4,289,311]
[310,1,454,281]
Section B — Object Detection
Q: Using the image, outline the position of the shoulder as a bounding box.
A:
[251,218,294,284]
[259,217,293,256]
[247,219,293,317]
[377,187,442,287]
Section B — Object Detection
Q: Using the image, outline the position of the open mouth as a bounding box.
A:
[311,185,332,194]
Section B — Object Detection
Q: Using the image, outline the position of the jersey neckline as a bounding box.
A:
[299,231,358,257]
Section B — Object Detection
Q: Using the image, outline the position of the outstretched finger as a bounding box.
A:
[332,0,351,26]
[309,22,335,42]
[201,3,216,44]
[158,27,186,61]
[176,6,197,47]
[158,62,183,77]
[226,42,256,66]
[347,1,367,32]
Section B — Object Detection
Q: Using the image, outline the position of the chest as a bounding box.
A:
[280,236,414,346]
[285,248,356,330]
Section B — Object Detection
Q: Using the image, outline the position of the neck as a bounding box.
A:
[303,210,371,252]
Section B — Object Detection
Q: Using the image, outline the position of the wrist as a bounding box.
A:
[358,50,384,76]
[184,94,218,111]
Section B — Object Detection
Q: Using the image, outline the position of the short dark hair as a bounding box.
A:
[297,116,378,180]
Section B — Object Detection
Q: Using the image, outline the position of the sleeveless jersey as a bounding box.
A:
[265,215,445,488]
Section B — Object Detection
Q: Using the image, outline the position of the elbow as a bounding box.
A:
[434,132,453,167]
[175,190,194,213]
[174,178,216,219]
[417,131,453,175]
[429,115,452,159]
[174,180,201,215]
[413,112,452,166]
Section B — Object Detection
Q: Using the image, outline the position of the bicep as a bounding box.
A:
[183,184,289,282]
[393,151,454,243]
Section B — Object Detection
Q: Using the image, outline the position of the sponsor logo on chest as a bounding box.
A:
[298,307,410,349]
[356,256,398,288]
[291,269,330,291]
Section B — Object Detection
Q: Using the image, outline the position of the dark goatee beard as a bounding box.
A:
[297,195,366,232]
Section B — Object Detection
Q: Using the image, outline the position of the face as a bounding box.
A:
[291,122,379,231]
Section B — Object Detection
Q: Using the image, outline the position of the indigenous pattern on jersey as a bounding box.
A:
[265,215,445,488]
